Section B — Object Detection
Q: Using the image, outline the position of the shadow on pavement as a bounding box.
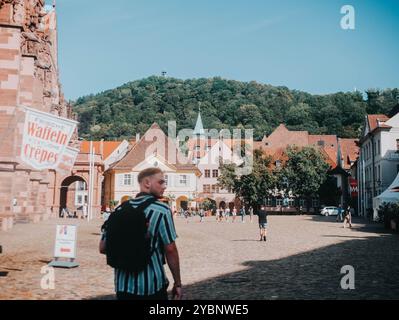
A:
[232,240,263,242]
[88,231,399,300]
[308,216,393,235]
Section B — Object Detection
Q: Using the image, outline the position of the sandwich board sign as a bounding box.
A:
[49,225,79,268]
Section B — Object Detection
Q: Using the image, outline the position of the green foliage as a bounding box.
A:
[281,146,329,200]
[366,89,399,115]
[109,200,119,209]
[318,175,341,206]
[218,149,275,209]
[377,202,399,229]
[202,198,216,211]
[217,162,237,193]
[72,76,397,141]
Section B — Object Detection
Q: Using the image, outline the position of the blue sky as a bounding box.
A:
[55,0,399,100]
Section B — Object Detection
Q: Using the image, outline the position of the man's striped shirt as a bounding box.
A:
[102,195,177,295]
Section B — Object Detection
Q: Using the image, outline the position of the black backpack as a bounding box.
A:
[102,197,156,273]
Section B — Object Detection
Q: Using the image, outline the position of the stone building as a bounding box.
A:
[0,1,103,230]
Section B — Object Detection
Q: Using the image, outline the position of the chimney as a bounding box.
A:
[100,139,104,158]
[136,133,140,141]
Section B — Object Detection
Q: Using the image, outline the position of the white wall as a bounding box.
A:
[112,154,198,203]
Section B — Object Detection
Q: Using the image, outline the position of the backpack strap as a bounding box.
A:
[135,196,157,212]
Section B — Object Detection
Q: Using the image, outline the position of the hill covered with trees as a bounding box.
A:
[73,76,399,141]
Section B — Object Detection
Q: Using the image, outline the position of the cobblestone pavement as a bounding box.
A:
[0,214,398,300]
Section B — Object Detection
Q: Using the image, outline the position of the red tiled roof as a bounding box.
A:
[367,114,390,132]
[339,138,359,170]
[254,124,346,169]
[262,124,309,149]
[80,141,124,160]
[308,135,337,147]
[111,123,200,173]
[318,147,337,168]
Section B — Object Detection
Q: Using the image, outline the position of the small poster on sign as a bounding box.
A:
[54,225,77,258]
[49,225,79,268]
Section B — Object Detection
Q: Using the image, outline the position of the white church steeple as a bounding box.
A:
[193,105,205,136]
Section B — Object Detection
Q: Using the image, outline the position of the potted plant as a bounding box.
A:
[109,200,119,211]
[378,202,399,232]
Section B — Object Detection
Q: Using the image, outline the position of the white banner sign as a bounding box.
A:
[56,146,80,175]
[54,225,77,259]
[20,107,78,170]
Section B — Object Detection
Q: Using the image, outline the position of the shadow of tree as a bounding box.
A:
[308,216,391,235]
[88,232,399,300]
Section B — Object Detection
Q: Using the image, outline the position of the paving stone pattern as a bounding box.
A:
[0,215,398,300]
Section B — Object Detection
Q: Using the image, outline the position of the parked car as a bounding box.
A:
[320,206,339,216]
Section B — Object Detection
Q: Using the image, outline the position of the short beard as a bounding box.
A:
[150,191,162,199]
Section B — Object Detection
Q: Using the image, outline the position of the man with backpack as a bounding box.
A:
[99,167,182,300]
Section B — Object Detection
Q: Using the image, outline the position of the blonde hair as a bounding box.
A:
[138,167,163,183]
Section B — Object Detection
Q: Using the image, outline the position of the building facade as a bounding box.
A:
[357,113,399,220]
[103,123,201,212]
[255,124,359,212]
[185,111,243,209]
[0,1,103,230]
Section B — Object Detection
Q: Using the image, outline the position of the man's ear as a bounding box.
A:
[143,176,151,188]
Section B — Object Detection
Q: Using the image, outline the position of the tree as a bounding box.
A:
[202,199,216,211]
[73,76,391,140]
[281,146,330,212]
[218,149,275,210]
[318,175,341,206]
[286,103,312,126]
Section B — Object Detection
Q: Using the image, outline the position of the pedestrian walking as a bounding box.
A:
[199,208,204,223]
[336,205,343,222]
[225,207,230,222]
[103,206,111,221]
[257,205,268,242]
[240,206,246,223]
[82,203,88,219]
[343,205,352,228]
[249,206,254,223]
[232,207,237,223]
[99,167,182,300]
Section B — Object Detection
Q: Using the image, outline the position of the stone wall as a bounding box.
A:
[0,0,78,230]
